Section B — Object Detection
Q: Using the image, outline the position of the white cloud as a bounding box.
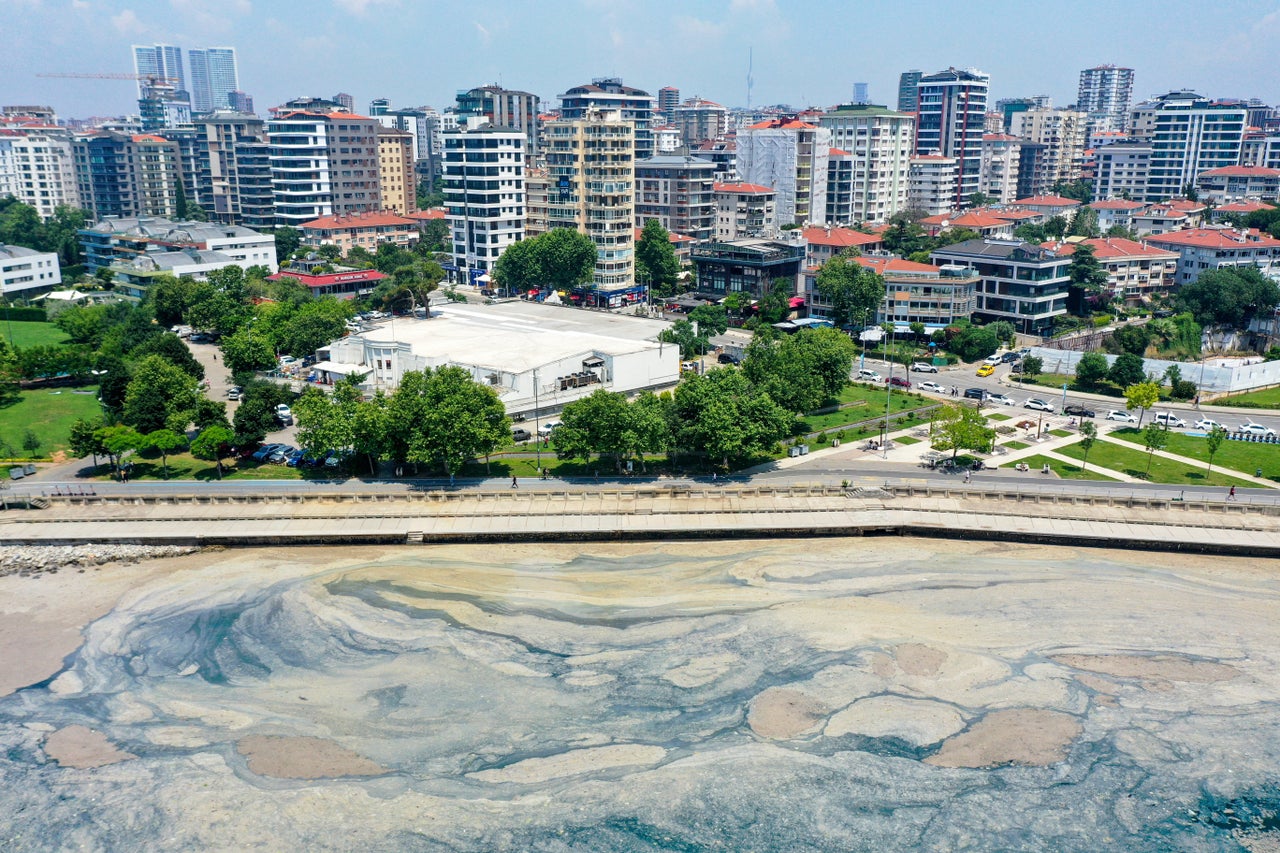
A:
[475,21,491,45]
[111,8,145,34]
[674,15,727,40]
[70,0,89,8]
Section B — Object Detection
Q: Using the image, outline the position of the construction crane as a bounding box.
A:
[36,73,179,87]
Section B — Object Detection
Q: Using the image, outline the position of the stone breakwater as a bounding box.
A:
[0,544,202,578]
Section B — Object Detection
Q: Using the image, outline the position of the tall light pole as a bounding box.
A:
[533,367,541,473]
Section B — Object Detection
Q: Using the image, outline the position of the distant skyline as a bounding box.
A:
[6,0,1280,119]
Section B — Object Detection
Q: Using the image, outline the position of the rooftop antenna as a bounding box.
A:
[746,47,754,110]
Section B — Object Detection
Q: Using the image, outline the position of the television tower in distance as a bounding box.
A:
[746,48,754,109]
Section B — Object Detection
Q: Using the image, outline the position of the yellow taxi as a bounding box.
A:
[976,364,995,377]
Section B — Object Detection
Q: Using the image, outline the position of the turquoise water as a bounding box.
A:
[1,540,1277,851]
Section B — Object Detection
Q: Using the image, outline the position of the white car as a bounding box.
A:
[1023,398,1054,412]
[275,403,293,420]
[1194,419,1225,432]
[910,362,939,373]
[918,380,946,394]
[537,420,561,437]
[1105,410,1138,423]
[1239,422,1278,439]
[857,369,883,382]
[1152,412,1187,429]
[987,393,1016,406]
[983,354,1004,366]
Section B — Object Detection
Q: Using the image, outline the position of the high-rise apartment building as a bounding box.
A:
[713,182,776,240]
[267,111,382,226]
[1129,91,1247,202]
[1090,143,1151,202]
[1012,108,1088,188]
[658,86,680,121]
[524,166,550,237]
[915,67,990,208]
[545,109,635,290]
[369,98,392,116]
[908,155,959,215]
[0,132,80,218]
[194,112,273,227]
[980,134,1022,204]
[897,70,922,113]
[73,132,182,219]
[443,123,525,284]
[819,103,914,223]
[1077,65,1134,133]
[456,85,541,162]
[558,78,656,160]
[188,47,239,113]
[635,154,716,240]
[736,117,830,226]
[132,44,185,96]
[138,80,191,131]
[672,98,729,147]
[376,126,416,215]
[995,96,1053,134]
[228,91,255,115]
[332,93,355,112]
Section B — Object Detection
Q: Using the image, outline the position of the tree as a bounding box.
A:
[68,417,107,464]
[1176,267,1280,329]
[815,254,885,330]
[1110,323,1151,356]
[1067,207,1100,238]
[658,319,709,359]
[492,238,542,294]
[1077,420,1097,472]
[0,338,22,406]
[93,267,116,289]
[1066,243,1110,315]
[671,369,792,469]
[272,226,302,260]
[1075,351,1110,389]
[555,389,639,472]
[537,228,597,290]
[1107,351,1146,388]
[219,326,276,374]
[880,220,933,257]
[190,424,235,479]
[95,424,142,480]
[1044,216,1068,240]
[635,219,680,298]
[948,325,999,362]
[688,303,729,337]
[122,355,199,435]
[932,404,996,459]
[1051,179,1094,204]
[386,367,508,479]
[743,327,856,414]
[149,275,197,327]
[133,332,205,380]
[1202,425,1229,474]
[142,428,187,480]
[1124,380,1161,427]
[1021,355,1043,380]
[1142,420,1169,478]
[22,428,41,458]
[1014,223,1048,244]
[968,192,995,208]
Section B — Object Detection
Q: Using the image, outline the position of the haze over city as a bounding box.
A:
[7,0,1280,117]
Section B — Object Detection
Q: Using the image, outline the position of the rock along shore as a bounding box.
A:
[0,544,204,579]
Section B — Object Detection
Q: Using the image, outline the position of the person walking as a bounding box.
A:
[1228,485,1237,501]
[511,475,518,489]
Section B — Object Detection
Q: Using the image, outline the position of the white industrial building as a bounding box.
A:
[0,244,61,297]
[313,301,680,416]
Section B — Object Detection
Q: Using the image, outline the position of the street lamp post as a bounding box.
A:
[533,367,541,473]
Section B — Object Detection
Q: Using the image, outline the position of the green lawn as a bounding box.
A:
[1049,429,1072,438]
[1107,428,1280,481]
[2,320,69,349]
[0,386,101,458]
[986,413,1012,421]
[1003,440,1030,450]
[895,435,922,446]
[1055,438,1255,487]
[1013,453,1119,481]
[1218,386,1280,408]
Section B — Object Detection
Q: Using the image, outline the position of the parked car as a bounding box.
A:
[512,428,532,442]
[987,393,1016,406]
[1024,398,1054,412]
[285,448,307,467]
[1000,351,1022,364]
[268,445,296,464]
[717,352,740,365]
[1194,419,1225,432]
[1239,421,1278,438]
[226,386,242,400]
[1105,410,1138,423]
[918,380,946,393]
[963,387,987,400]
[279,356,297,368]
[276,403,293,420]
[1153,412,1187,429]
[251,443,284,462]
[1064,404,1096,418]
[910,362,939,373]
[857,369,882,382]
[976,364,995,377]
[538,420,561,437]
[885,376,911,388]
[983,354,1004,366]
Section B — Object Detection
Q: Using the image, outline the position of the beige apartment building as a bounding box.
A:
[376,126,416,215]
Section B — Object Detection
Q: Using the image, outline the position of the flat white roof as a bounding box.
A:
[357,301,674,373]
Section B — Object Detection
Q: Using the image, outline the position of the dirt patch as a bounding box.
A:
[236,735,385,779]
[896,643,948,677]
[926,709,1082,768]
[747,687,829,739]
[1052,653,1240,683]
[44,725,135,768]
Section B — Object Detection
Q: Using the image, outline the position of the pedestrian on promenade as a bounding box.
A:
[511,475,518,489]
[963,471,971,484]
[1228,485,1237,500]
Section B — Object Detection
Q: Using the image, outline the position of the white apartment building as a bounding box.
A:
[1195,166,1280,204]
[736,117,830,226]
[545,109,635,291]
[443,123,526,284]
[1012,108,1087,188]
[818,103,914,223]
[188,47,240,113]
[1129,92,1246,202]
[267,111,382,226]
[908,155,959,215]
[1077,65,1134,133]
[980,133,1022,204]
[0,244,61,297]
[713,182,776,240]
[0,132,79,218]
[1092,143,1151,202]
[914,67,990,208]
[1146,228,1280,285]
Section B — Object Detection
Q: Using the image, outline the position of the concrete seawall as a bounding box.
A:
[5,483,1280,556]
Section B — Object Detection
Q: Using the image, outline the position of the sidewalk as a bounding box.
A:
[998,370,1277,418]
[1098,431,1277,488]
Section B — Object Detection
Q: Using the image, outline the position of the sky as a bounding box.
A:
[6,0,1280,119]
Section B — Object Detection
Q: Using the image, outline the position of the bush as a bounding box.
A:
[1171,379,1197,401]
[0,306,47,322]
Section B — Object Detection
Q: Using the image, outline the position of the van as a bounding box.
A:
[512,428,532,442]
[857,369,882,382]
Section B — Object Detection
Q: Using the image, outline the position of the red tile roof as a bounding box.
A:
[1012,195,1082,207]
[855,256,941,274]
[829,147,850,156]
[714,182,773,194]
[988,209,1043,220]
[747,118,817,130]
[301,212,418,229]
[267,268,386,288]
[1136,206,1188,220]
[1146,228,1280,250]
[1198,165,1280,179]
[1161,198,1206,212]
[404,208,446,220]
[919,211,1010,229]
[982,133,1020,142]
[802,226,884,248]
[1046,238,1179,260]
[633,228,694,244]
[1216,200,1277,213]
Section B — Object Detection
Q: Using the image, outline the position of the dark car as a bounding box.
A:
[1001,351,1021,364]
[963,387,987,400]
[1064,404,1096,418]
[885,376,911,388]
[717,352,740,365]
[512,428,532,442]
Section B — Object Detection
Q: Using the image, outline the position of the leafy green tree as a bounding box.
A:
[385,367,508,478]
[968,192,995,208]
[232,381,293,446]
[1051,179,1094,204]
[95,354,131,414]
[658,319,709,359]
[22,428,41,458]
[539,228,597,289]
[190,423,235,478]
[267,297,355,357]
[1107,352,1146,388]
[1205,426,1228,474]
[1075,351,1110,389]
[1124,380,1161,426]
[493,238,542,294]
[293,379,386,474]
[416,219,450,254]
[635,219,680,298]
[757,277,795,324]
[148,275,197,327]
[1066,243,1111,315]
[142,428,187,479]
[948,325,999,362]
[1176,267,1280,329]
[1067,206,1100,238]
[879,220,933,257]
[743,327,857,414]
[1014,223,1048,243]
[122,355,199,435]
[95,424,142,480]
[1044,216,1068,240]
[1142,420,1169,477]
[1021,355,1043,379]
[185,281,248,336]
[671,368,792,468]
[1109,323,1151,356]
[932,404,996,459]
[0,338,17,406]
[133,332,205,380]
[272,226,302,260]
[68,417,107,463]
[220,326,275,374]
[55,304,111,347]
[688,303,729,337]
[555,389,638,471]
[934,227,982,249]
[815,254,885,330]
[1077,420,1097,471]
